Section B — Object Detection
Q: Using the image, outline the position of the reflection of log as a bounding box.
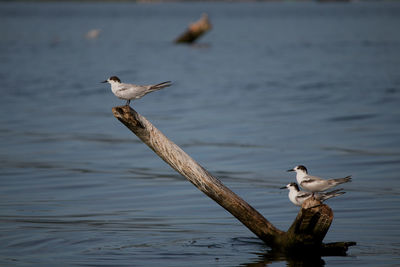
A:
[175,14,212,44]
[112,105,355,256]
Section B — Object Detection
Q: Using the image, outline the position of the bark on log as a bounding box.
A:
[284,197,334,254]
[174,14,212,44]
[112,105,355,255]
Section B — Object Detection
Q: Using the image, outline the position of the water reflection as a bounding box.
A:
[240,250,326,267]
[230,237,355,267]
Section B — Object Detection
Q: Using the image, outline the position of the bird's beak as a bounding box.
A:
[101,80,107,83]
[287,168,294,172]
[280,186,287,189]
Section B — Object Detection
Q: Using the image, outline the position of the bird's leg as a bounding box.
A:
[125,99,130,106]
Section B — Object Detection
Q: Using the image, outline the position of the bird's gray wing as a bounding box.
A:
[116,84,132,92]
[295,192,311,204]
[301,175,323,184]
[305,174,323,181]
[301,178,317,185]
[297,192,312,199]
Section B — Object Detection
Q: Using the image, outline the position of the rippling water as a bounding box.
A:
[1,1,400,266]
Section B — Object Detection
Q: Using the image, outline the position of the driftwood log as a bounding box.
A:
[174,13,212,44]
[112,105,355,256]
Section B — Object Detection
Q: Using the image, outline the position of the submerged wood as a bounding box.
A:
[175,13,212,44]
[112,105,355,255]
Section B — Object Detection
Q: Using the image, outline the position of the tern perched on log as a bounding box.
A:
[281,182,345,207]
[287,165,351,194]
[102,76,171,106]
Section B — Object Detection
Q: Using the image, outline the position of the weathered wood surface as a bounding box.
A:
[175,13,212,44]
[112,105,355,255]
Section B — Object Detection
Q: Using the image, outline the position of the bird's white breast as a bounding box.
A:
[288,190,301,206]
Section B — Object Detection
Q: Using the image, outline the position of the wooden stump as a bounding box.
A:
[282,197,334,254]
[112,105,355,255]
[175,13,212,44]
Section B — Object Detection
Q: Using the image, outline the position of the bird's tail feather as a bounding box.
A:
[318,188,346,202]
[329,175,352,186]
[150,81,172,91]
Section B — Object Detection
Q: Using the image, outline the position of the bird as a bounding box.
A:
[280,182,345,207]
[287,165,351,194]
[101,76,172,106]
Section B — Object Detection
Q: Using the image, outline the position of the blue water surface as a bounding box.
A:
[0,1,400,266]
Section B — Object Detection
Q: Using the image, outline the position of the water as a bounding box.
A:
[1,1,400,266]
